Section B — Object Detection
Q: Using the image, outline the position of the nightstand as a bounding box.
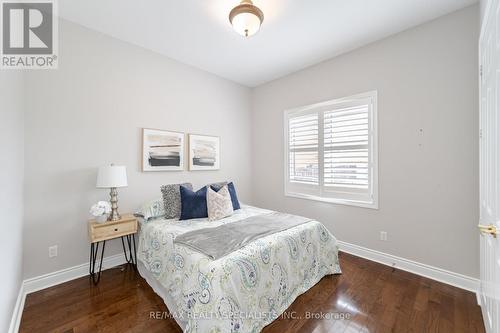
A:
[88,214,138,285]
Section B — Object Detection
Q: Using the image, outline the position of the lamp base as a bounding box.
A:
[107,187,121,221]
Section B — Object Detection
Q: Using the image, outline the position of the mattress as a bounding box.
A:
[137,205,341,332]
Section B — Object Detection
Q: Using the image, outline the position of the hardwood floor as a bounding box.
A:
[19,252,485,333]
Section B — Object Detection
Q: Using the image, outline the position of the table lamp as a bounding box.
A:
[96,164,128,221]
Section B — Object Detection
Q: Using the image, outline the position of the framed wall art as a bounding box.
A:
[142,128,184,171]
[188,134,220,171]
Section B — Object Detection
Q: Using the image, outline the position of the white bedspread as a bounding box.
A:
[137,205,341,333]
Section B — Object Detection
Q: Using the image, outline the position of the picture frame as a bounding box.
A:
[188,134,220,171]
[142,128,185,171]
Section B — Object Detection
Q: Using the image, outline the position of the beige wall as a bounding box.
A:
[23,20,253,279]
[251,6,479,277]
[480,0,488,26]
[0,72,24,331]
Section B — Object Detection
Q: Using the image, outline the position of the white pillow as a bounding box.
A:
[207,185,234,221]
[135,197,165,221]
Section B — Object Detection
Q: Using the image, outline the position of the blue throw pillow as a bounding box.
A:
[180,185,208,220]
[211,182,240,210]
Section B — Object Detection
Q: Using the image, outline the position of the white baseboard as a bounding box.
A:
[8,283,26,333]
[9,253,127,333]
[23,253,126,294]
[337,240,479,293]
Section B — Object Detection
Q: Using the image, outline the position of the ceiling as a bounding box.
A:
[58,0,477,87]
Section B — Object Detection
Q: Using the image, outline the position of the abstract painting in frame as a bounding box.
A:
[142,128,184,171]
[188,134,220,171]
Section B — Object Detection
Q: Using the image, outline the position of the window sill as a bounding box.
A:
[285,191,379,210]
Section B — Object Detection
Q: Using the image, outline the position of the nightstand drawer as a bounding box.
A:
[89,216,137,243]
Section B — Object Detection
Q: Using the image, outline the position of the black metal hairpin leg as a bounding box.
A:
[121,234,137,270]
[89,241,106,285]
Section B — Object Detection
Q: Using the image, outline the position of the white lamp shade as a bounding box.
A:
[231,12,261,37]
[96,165,128,188]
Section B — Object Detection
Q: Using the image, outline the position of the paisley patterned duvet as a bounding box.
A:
[138,205,341,333]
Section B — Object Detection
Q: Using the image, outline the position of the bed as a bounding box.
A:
[137,205,341,332]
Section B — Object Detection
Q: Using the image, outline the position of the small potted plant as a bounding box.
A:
[90,201,112,223]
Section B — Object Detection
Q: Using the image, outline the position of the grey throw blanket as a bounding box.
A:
[174,212,312,260]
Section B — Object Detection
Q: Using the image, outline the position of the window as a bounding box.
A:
[284,91,378,209]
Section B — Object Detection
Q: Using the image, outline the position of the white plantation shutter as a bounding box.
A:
[288,114,319,184]
[285,91,378,208]
[324,105,369,189]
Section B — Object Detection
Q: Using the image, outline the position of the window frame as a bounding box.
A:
[283,91,379,209]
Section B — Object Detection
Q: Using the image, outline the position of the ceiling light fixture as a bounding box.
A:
[229,0,264,37]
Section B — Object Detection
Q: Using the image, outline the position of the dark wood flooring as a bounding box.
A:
[19,252,485,333]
